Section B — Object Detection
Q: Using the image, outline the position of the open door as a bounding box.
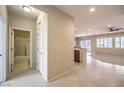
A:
[9,28,15,72]
[36,12,48,82]
[36,15,43,74]
[0,17,4,83]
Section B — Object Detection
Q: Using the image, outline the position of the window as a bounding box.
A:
[121,37,124,48]
[115,36,124,48]
[107,38,112,48]
[80,40,86,48]
[100,38,104,48]
[96,37,113,48]
[80,40,91,51]
[80,40,89,48]
[115,37,120,48]
[104,38,108,48]
[97,36,124,49]
[96,39,100,47]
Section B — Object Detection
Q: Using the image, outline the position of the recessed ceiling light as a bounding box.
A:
[23,5,32,12]
[89,7,95,12]
[107,24,112,27]
[75,27,78,31]
[88,28,92,31]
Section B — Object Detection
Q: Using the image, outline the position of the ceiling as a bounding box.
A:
[7,5,124,37]
[7,5,41,19]
[55,5,124,37]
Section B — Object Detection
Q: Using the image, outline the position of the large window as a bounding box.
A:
[96,37,112,48]
[121,37,124,48]
[104,38,108,48]
[100,38,104,48]
[96,39,100,47]
[80,40,91,51]
[80,40,86,48]
[80,40,90,48]
[107,38,113,48]
[115,36,124,48]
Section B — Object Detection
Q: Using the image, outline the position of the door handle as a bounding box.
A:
[0,54,2,56]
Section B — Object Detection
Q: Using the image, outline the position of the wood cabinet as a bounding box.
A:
[74,48,86,63]
[74,50,80,63]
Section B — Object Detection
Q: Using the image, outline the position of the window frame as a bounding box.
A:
[115,36,124,49]
[96,37,113,48]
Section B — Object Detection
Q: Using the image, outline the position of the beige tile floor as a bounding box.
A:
[6,56,30,79]
[11,56,30,76]
[1,53,124,87]
[91,53,124,66]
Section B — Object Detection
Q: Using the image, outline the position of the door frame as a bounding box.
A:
[0,15,7,82]
[9,26,33,73]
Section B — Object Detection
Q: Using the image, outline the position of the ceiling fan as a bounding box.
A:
[100,25,124,32]
[108,26,124,32]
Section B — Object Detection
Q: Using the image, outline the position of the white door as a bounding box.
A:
[39,25,43,74]
[36,19,43,74]
[36,30,40,70]
[0,18,4,83]
[9,29,14,72]
[36,12,48,81]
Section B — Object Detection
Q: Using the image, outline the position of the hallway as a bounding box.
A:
[1,53,124,87]
[11,56,30,75]
[1,69,45,87]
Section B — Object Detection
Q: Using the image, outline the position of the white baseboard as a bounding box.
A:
[48,67,74,82]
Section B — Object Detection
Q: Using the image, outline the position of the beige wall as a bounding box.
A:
[8,12,36,30]
[0,6,8,21]
[0,5,8,81]
[8,12,36,67]
[76,32,124,56]
[32,5,74,80]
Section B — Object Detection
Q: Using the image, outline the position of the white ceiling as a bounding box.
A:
[7,5,40,19]
[7,5,124,37]
[55,5,124,37]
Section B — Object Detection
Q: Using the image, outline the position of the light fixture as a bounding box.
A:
[23,5,32,12]
[89,7,95,12]
[75,27,78,31]
[107,24,112,27]
[88,28,92,31]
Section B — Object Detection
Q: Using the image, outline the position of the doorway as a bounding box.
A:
[9,27,32,76]
[5,5,48,82]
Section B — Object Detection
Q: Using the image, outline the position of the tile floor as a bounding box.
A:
[8,56,30,78]
[1,53,124,87]
[91,53,124,66]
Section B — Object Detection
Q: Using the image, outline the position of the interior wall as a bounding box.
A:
[32,5,74,80]
[76,32,124,56]
[14,37,30,56]
[0,5,8,81]
[8,12,36,67]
